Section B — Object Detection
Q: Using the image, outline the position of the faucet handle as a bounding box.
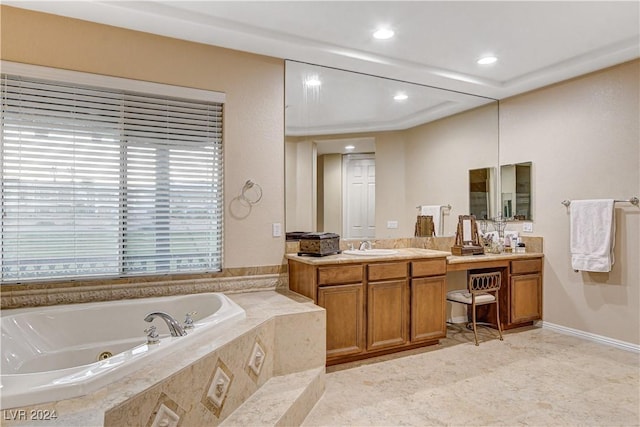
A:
[144,325,160,344]
[183,311,197,329]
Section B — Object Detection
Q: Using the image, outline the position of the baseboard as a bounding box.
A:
[538,321,640,353]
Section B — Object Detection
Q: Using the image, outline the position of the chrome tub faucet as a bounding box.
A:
[144,311,187,337]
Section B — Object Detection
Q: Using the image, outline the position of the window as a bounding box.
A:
[1,63,225,283]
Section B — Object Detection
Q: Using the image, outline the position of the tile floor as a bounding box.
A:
[302,325,640,426]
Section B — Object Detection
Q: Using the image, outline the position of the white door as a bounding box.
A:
[343,154,375,239]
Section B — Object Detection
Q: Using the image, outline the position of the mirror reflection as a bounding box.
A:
[469,167,497,220]
[501,162,532,220]
[285,61,499,239]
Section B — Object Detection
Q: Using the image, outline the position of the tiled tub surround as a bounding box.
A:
[0,290,326,427]
[1,265,288,310]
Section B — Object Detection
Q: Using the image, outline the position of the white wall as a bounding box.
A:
[500,60,639,345]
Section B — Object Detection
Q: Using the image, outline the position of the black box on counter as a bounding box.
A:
[298,232,341,257]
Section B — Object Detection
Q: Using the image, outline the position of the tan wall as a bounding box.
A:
[500,60,640,345]
[0,5,285,269]
[404,103,500,236]
[321,154,343,235]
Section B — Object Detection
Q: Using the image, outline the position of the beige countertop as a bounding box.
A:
[286,248,544,267]
[285,248,451,265]
[447,251,544,264]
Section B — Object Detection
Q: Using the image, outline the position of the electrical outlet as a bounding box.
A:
[387,220,398,229]
[272,222,282,237]
[523,222,533,233]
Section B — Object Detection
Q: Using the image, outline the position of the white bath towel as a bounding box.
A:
[419,205,443,236]
[570,199,616,272]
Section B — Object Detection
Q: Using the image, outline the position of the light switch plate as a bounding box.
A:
[522,222,533,233]
[272,222,282,237]
[387,220,398,229]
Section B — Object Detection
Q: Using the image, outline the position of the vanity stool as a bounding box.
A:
[446,270,503,346]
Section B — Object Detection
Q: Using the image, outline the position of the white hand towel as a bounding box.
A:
[419,205,443,236]
[570,199,615,272]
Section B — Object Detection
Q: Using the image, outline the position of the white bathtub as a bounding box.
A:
[0,292,246,409]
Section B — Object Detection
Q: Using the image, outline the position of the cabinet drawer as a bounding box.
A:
[368,262,408,281]
[318,264,363,285]
[511,258,542,275]
[411,259,446,277]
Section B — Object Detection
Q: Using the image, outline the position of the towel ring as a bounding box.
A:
[241,180,263,205]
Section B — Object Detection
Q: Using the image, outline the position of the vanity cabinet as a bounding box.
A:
[508,258,543,326]
[446,253,544,331]
[287,251,448,365]
[366,262,409,351]
[316,265,366,359]
[410,259,447,342]
[318,283,365,359]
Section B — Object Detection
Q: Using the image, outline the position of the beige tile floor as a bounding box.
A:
[302,325,640,426]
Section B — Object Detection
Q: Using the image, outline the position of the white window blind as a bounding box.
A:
[1,71,223,283]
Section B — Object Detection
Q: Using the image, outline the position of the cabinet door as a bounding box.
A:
[367,280,408,351]
[510,273,542,323]
[318,284,365,359]
[411,276,446,342]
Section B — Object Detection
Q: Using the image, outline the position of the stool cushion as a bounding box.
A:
[446,290,495,304]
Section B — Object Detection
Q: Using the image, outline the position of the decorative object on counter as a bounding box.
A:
[414,215,435,237]
[492,215,507,238]
[478,219,494,249]
[451,215,484,256]
[298,232,341,257]
[286,231,308,241]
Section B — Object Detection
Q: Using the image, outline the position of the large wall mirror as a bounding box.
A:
[285,61,499,240]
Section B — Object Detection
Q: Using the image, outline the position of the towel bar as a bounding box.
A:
[562,197,639,207]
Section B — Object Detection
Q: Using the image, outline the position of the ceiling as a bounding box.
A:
[5,1,640,135]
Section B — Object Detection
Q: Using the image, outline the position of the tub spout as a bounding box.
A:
[144,312,187,337]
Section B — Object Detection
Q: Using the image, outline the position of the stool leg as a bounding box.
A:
[495,292,504,341]
[471,300,479,346]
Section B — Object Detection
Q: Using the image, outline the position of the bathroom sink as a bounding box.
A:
[343,249,398,256]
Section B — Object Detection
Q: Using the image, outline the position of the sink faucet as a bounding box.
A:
[144,311,187,337]
[359,240,372,250]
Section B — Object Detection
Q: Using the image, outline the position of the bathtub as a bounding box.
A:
[0,292,246,410]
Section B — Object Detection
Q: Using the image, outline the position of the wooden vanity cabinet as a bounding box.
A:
[507,258,543,326]
[318,283,366,359]
[316,265,366,359]
[288,254,448,365]
[410,259,447,342]
[366,262,409,351]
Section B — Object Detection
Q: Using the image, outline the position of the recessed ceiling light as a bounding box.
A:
[305,77,322,87]
[373,28,394,40]
[394,93,408,101]
[477,56,498,65]
[345,145,355,151]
